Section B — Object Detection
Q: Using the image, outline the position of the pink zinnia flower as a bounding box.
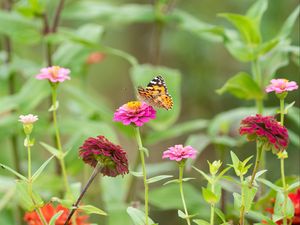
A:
[79,136,129,177]
[18,114,38,124]
[162,145,197,162]
[36,66,71,83]
[265,79,298,94]
[113,101,156,126]
[239,114,289,153]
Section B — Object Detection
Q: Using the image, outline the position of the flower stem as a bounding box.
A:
[26,135,48,225]
[239,176,245,225]
[249,143,263,188]
[279,98,288,225]
[51,85,70,194]
[64,163,101,225]
[210,180,215,225]
[134,127,149,225]
[179,163,191,225]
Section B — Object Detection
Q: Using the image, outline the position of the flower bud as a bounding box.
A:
[208,160,222,175]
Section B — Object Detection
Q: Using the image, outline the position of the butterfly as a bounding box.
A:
[137,75,173,110]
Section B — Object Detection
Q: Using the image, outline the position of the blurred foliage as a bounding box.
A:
[0,0,299,224]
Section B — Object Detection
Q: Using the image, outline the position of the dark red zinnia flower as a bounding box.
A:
[24,203,89,225]
[239,114,289,153]
[79,136,129,177]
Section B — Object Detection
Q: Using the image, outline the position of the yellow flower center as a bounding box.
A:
[280,79,289,89]
[126,101,142,110]
[49,66,60,78]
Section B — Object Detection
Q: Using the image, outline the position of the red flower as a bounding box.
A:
[239,114,289,153]
[24,203,89,225]
[263,189,300,224]
[79,135,129,177]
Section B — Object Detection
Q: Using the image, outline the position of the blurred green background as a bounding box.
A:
[0,0,299,224]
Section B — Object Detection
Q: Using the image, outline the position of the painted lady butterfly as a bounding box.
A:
[138,75,173,110]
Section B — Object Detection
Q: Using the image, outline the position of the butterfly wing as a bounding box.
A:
[138,76,173,110]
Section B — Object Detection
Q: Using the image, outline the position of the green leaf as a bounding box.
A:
[233,192,242,210]
[0,163,27,181]
[219,13,261,44]
[277,6,300,39]
[215,208,226,223]
[40,142,62,159]
[130,171,143,177]
[284,101,295,114]
[145,119,208,145]
[0,11,41,44]
[246,0,268,24]
[130,64,181,130]
[216,72,264,100]
[63,2,155,25]
[163,179,179,185]
[32,155,54,181]
[257,178,282,192]
[193,219,210,225]
[49,211,64,225]
[178,209,187,219]
[193,167,213,184]
[16,180,43,211]
[147,175,173,184]
[172,9,223,42]
[287,181,300,191]
[79,205,107,216]
[127,207,155,225]
[202,187,217,204]
[230,151,240,176]
[274,191,294,219]
[243,185,257,211]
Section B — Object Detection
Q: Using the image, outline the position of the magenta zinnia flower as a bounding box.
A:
[36,66,71,83]
[265,79,298,94]
[239,114,289,153]
[79,136,129,177]
[162,145,197,162]
[113,101,156,126]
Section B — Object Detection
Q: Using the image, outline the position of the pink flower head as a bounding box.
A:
[36,66,71,83]
[265,79,298,94]
[113,101,156,127]
[239,114,289,153]
[18,114,38,124]
[162,145,197,162]
[79,135,129,177]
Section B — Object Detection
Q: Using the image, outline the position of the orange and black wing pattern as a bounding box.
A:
[138,75,173,110]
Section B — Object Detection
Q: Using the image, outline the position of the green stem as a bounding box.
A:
[26,135,48,225]
[279,98,288,225]
[249,143,263,188]
[210,178,215,225]
[134,127,149,225]
[239,176,245,225]
[179,164,191,225]
[51,85,70,194]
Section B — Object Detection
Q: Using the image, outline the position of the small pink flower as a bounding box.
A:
[18,114,38,124]
[162,145,197,162]
[265,79,298,94]
[35,66,71,83]
[113,101,156,127]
